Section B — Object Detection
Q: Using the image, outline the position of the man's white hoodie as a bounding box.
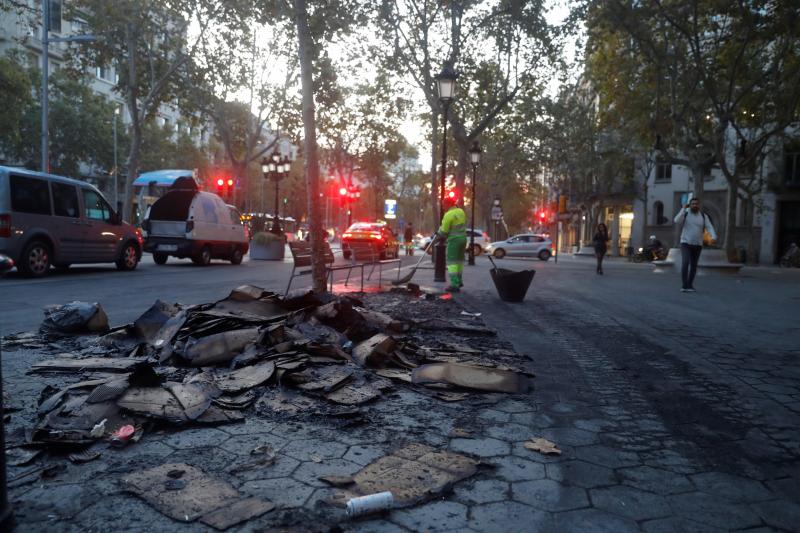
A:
[674,207,717,246]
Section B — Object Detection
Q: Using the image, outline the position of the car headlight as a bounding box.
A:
[638,247,643,252]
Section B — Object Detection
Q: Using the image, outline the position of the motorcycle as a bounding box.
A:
[633,246,667,263]
[779,243,800,268]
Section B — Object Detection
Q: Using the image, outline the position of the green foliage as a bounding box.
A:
[0,55,32,155]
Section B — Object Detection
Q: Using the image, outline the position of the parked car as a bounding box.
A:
[341,222,400,260]
[420,229,490,256]
[485,233,553,260]
[0,166,143,277]
[0,253,14,274]
[143,189,249,265]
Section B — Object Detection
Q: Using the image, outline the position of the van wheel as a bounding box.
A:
[116,242,140,271]
[20,240,51,277]
[153,253,168,265]
[193,246,211,266]
[230,247,243,265]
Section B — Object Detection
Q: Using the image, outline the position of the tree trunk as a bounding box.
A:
[745,197,757,265]
[723,182,737,260]
[121,23,140,223]
[639,179,649,248]
[294,0,326,293]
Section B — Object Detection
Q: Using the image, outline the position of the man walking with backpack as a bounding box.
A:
[674,197,717,292]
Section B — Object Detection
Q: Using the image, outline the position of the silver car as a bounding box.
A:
[0,166,143,277]
[485,233,553,260]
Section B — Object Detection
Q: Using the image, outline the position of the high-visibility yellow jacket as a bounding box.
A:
[439,207,467,238]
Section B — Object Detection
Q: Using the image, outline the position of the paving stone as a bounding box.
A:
[467,501,553,532]
[689,471,773,502]
[640,449,698,474]
[160,427,230,449]
[573,418,611,432]
[751,499,800,531]
[546,460,616,488]
[391,501,468,532]
[546,402,579,414]
[668,492,762,530]
[572,445,640,469]
[641,516,726,533]
[510,412,556,428]
[453,479,509,504]
[71,493,165,530]
[450,437,509,457]
[165,446,237,472]
[477,409,512,423]
[489,455,546,482]
[229,453,300,481]
[553,508,639,532]
[512,479,589,512]
[346,519,411,533]
[219,433,288,455]
[590,485,672,521]
[218,418,276,435]
[541,427,598,447]
[765,476,800,503]
[493,399,536,414]
[240,477,314,509]
[343,444,389,466]
[484,423,533,442]
[292,458,362,488]
[13,483,98,520]
[619,466,695,495]
[283,438,349,462]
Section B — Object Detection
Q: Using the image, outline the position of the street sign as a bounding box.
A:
[491,206,502,220]
[384,199,397,219]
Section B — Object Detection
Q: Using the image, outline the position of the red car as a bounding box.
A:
[341,222,400,260]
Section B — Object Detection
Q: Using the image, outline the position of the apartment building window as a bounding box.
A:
[96,66,111,81]
[48,0,62,33]
[655,158,672,182]
[785,150,800,186]
[653,201,666,225]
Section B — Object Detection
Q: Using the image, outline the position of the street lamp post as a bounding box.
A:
[112,106,120,209]
[262,153,287,234]
[434,63,457,282]
[468,141,482,266]
[40,1,96,171]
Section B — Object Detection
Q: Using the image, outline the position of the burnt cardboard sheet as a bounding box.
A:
[210,361,276,394]
[122,463,273,527]
[323,443,478,507]
[411,363,528,393]
[182,328,260,366]
[31,357,148,373]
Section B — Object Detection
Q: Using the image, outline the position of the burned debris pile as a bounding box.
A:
[6,284,534,526]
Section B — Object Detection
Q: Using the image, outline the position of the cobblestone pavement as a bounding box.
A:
[3,255,799,532]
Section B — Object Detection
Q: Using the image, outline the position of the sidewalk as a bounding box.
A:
[3,255,799,532]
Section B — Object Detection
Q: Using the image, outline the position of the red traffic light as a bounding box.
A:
[447,190,456,199]
[538,211,547,220]
[227,179,234,187]
[339,187,348,196]
[216,178,224,187]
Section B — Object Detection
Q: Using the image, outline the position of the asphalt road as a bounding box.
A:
[0,249,420,334]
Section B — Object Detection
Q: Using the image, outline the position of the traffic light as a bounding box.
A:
[283,197,288,205]
[538,210,548,223]
[339,187,348,196]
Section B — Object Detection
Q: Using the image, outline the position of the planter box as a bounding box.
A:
[250,240,285,260]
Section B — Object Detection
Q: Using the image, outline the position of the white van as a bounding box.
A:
[143,190,249,266]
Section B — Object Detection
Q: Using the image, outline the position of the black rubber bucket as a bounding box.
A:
[490,267,535,302]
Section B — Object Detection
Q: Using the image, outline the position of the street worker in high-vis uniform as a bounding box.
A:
[437,192,467,292]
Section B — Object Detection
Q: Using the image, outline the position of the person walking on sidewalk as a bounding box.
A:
[438,193,467,292]
[675,197,717,292]
[593,223,610,275]
[404,223,414,256]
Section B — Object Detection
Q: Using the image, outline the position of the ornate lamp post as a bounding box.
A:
[261,153,286,234]
[434,63,458,282]
[468,140,482,266]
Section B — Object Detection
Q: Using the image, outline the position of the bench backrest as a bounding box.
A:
[348,242,382,263]
[289,241,334,267]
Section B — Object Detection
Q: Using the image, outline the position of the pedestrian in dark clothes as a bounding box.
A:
[593,223,610,275]
[404,223,414,256]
